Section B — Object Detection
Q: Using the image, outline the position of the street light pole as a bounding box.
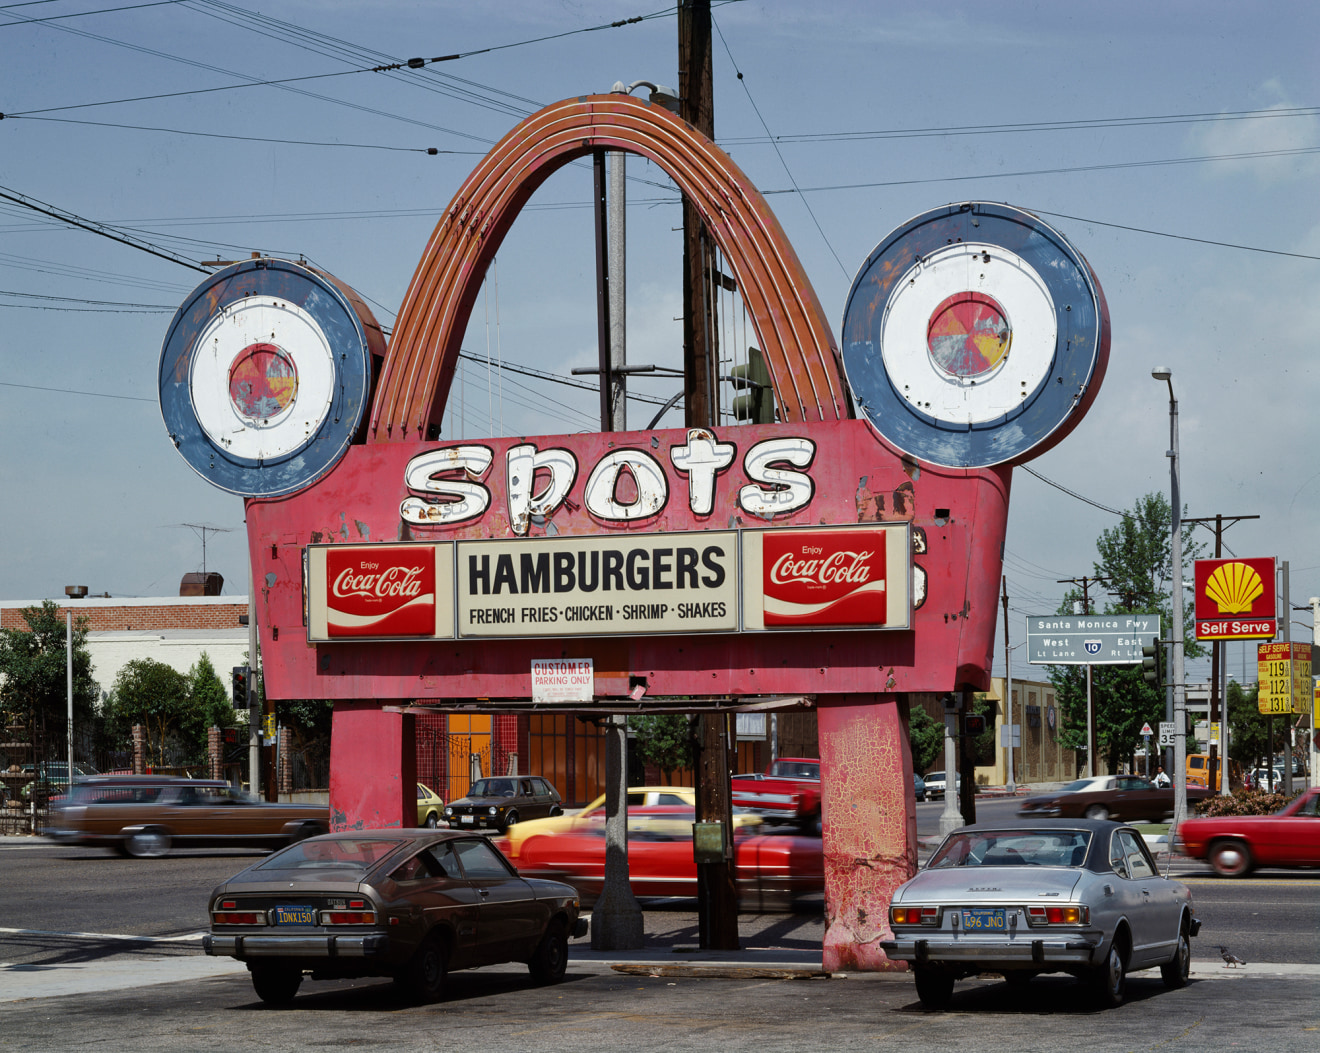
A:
[1152,368,1188,838]
[64,585,88,794]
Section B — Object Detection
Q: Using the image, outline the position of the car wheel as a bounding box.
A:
[800,811,822,837]
[503,810,519,831]
[912,966,954,1008]
[424,812,439,829]
[398,933,449,1004]
[286,823,318,845]
[549,805,563,817]
[251,965,302,1006]
[1084,804,1110,821]
[1161,922,1191,989]
[123,828,171,858]
[527,920,568,984]
[1209,840,1253,878]
[1092,938,1127,1008]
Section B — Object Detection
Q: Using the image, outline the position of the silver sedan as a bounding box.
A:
[880,819,1200,1008]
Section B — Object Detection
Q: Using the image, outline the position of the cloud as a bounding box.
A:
[1186,80,1320,184]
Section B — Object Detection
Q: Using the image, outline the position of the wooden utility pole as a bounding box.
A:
[680,0,738,951]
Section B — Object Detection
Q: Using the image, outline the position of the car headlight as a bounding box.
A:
[443,806,452,816]
[488,806,498,816]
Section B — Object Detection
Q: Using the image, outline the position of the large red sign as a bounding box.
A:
[325,545,436,637]
[1194,556,1276,640]
[762,528,888,627]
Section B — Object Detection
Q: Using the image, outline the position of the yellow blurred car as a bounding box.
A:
[501,786,761,856]
[416,783,445,828]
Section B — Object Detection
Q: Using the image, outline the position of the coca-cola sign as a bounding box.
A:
[755,527,905,628]
[324,545,438,637]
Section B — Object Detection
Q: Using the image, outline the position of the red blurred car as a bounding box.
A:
[1178,787,1320,876]
[500,807,823,912]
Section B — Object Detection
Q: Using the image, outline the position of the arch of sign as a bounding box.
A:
[371,93,851,441]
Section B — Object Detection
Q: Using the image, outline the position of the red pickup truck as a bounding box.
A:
[732,757,822,835]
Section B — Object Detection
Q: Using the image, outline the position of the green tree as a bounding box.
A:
[908,703,945,773]
[628,714,694,776]
[0,600,98,758]
[178,653,234,767]
[107,658,189,767]
[276,697,334,788]
[1224,680,1271,769]
[1049,492,1205,771]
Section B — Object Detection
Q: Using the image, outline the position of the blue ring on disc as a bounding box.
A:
[841,202,1109,468]
[158,258,371,498]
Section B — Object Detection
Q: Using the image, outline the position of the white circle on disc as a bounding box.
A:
[880,242,1057,425]
[189,298,336,461]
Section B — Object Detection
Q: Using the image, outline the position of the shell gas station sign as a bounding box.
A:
[1257,641,1311,715]
[1193,557,1277,640]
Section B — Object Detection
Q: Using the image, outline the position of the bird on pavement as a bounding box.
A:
[1216,945,1247,968]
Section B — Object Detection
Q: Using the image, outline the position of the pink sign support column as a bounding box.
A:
[818,693,917,972]
[328,703,416,831]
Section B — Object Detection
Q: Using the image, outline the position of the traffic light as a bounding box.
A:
[1141,639,1163,686]
[731,347,775,424]
[964,714,987,735]
[231,665,250,708]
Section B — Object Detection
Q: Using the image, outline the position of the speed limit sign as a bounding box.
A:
[1158,722,1177,748]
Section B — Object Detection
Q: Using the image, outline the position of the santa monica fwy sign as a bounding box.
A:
[1026,614,1161,665]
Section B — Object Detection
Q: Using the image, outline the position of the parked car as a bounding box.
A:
[46,775,328,857]
[913,774,926,802]
[20,761,100,801]
[203,828,587,1004]
[1185,753,1242,791]
[1016,774,1210,822]
[1177,786,1320,876]
[503,806,823,912]
[416,783,445,827]
[731,757,822,834]
[924,771,960,801]
[880,819,1200,1008]
[444,776,562,833]
[1246,767,1285,792]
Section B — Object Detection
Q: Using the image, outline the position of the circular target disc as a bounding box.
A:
[841,202,1109,468]
[159,259,373,497]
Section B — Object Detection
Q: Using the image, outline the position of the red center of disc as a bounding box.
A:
[927,292,1011,378]
[229,343,297,419]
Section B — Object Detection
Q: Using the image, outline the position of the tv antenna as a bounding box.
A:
[178,523,234,575]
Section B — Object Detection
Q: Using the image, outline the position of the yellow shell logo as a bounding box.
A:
[1205,562,1264,614]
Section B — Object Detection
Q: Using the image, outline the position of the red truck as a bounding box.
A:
[732,757,822,835]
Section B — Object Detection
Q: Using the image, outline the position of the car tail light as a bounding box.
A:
[1025,905,1087,926]
[212,910,264,925]
[322,902,375,925]
[890,905,939,926]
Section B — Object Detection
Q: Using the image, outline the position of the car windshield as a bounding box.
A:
[768,761,819,779]
[468,779,518,798]
[255,838,403,872]
[1058,778,1100,792]
[928,829,1091,869]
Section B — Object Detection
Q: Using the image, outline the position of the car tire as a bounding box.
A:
[1209,840,1253,877]
[424,812,439,829]
[527,920,568,985]
[800,811,822,837]
[503,810,519,832]
[913,966,954,1008]
[1161,922,1191,989]
[122,828,171,858]
[549,805,563,817]
[398,932,449,1004]
[1084,804,1110,821]
[1092,938,1127,1008]
[251,965,302,1006]
[286,823,319,845]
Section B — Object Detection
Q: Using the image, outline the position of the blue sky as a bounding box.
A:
[2,1,1318,688]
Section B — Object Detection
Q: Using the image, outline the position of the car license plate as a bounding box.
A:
[274,904,316,925]
[961,908,1006,931]
[460,815,474,824]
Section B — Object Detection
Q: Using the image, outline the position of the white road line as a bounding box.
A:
[0,926,205,942]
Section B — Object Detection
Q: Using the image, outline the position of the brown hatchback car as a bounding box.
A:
[47,775,328,857]
[203,829,588,1004]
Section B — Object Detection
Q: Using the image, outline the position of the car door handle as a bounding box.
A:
[478,887,490,897]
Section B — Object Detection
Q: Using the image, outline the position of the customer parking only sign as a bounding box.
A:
[1027,614,1161,665]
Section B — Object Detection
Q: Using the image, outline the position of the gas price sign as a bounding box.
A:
[1257,642,1312,715]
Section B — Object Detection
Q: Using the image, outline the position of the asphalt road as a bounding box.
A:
[3,833,1319,1051]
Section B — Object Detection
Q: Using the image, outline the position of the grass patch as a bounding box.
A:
[1133,823,1169,836]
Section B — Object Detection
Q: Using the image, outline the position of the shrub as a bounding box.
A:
[1194,788,1297,817]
